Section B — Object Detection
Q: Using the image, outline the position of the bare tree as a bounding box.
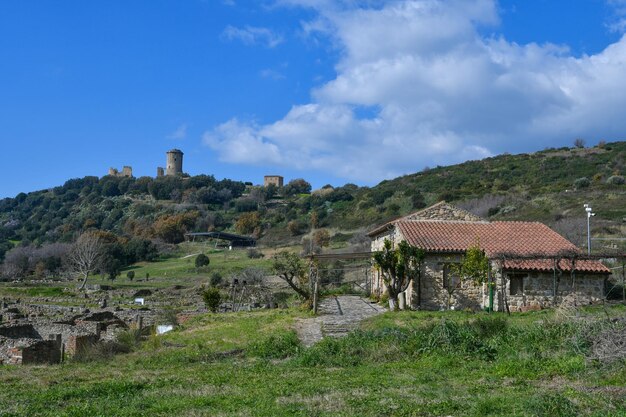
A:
[67,232,103,290]
[272,251,309,300]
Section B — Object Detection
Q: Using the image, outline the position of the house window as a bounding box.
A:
[443,264,460,290]
[509,274,526,295]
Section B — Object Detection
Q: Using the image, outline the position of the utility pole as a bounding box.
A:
[584,204,595,255]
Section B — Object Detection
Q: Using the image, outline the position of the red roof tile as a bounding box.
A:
[396,220,610,274]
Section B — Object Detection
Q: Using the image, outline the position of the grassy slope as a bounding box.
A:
[1,306,625,417]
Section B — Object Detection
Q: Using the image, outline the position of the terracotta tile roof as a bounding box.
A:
[396,220,610,274]
[502,259,610,273]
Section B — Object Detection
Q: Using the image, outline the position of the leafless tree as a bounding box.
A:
[67,232,104,290]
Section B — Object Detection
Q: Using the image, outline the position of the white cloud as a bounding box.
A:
[607,0,626,33]
[205,0,626,184]
[167,123,188,140]
[221,25,284,48]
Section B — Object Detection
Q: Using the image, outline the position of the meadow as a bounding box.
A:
[1,304,624,417]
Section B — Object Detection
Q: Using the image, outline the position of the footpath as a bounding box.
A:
[295,295,386,347]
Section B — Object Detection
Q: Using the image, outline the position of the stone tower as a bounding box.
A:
[165,149,183,176]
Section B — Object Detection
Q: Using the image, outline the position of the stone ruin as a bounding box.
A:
[0,300,155,365]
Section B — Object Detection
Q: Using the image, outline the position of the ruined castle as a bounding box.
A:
[108,166,133,178]
[157,149,184,177]
[107,149,185,178]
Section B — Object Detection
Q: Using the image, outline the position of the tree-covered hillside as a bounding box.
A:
[2,141,626,278]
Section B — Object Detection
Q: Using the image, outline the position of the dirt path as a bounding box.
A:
[295,295,386,347]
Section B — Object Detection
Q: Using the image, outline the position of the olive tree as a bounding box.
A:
[272,251,309,300]
[373,239,424,310]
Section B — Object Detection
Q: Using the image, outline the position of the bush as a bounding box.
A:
[202,287,221,312]
[115,328,143,352]
[126,271,135,281]
[195,254,210,268]
[607,175,625,185]
[247,331,301,359]
[210,271,223,287]
[573,177,590,189]
[287,220,307,236]
[246,248,265,259]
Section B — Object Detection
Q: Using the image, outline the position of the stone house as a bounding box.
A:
[369,202,610,312]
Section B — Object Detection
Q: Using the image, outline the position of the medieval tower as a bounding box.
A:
[165,149,183,176]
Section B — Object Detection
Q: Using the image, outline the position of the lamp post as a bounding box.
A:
[584,204,595,255]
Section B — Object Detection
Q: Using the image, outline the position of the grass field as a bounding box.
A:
[1,305,625,416]
[0,243,278,299]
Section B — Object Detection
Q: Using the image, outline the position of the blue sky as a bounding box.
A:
[1,0,626,198]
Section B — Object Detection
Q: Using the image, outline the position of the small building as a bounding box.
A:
[264,175,284,188]
[369,202,610,312]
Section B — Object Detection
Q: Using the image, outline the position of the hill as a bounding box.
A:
[2,141,626,278]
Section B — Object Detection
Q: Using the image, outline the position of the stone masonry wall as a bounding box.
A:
[408,255,484,311]
[404,202,484,222]
[492,268,606,312]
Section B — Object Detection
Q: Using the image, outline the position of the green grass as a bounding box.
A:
[1,306,625,416]
[0,286,74,298]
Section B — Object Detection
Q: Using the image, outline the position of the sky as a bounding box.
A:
[1,0,626,198]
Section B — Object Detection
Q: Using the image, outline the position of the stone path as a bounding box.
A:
[295,295,387,347]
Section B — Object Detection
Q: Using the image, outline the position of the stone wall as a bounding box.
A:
[404,202,484,222]
[0,323,41,339]
[407,255,484,311]
[493,269,606,312]
[0,335,62,365]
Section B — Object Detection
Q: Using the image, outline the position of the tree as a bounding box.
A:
[195,253,210,268]
[67,232,104,290]
[312,229,331,248]
[235,212,260,235]
[284,178,312,196]
[127,271,135,281]
[452,242,491,311]
[272,252,309,300]
[455,242,490,285]
[574,138,585,148]
[373,239,424,310]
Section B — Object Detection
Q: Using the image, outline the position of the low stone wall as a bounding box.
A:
[0,335,62,365]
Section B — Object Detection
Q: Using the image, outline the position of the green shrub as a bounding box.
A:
[574,177,590,189]
[115,328,143,352]
[247,331,301,359]
[195,254,210,268]
[246,248,264,259]
[126,271,135,281]
[210,271,223,287]
[202,287,221,312]
[607,175,625,185]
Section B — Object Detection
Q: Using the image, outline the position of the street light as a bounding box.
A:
[584,204,596,255]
